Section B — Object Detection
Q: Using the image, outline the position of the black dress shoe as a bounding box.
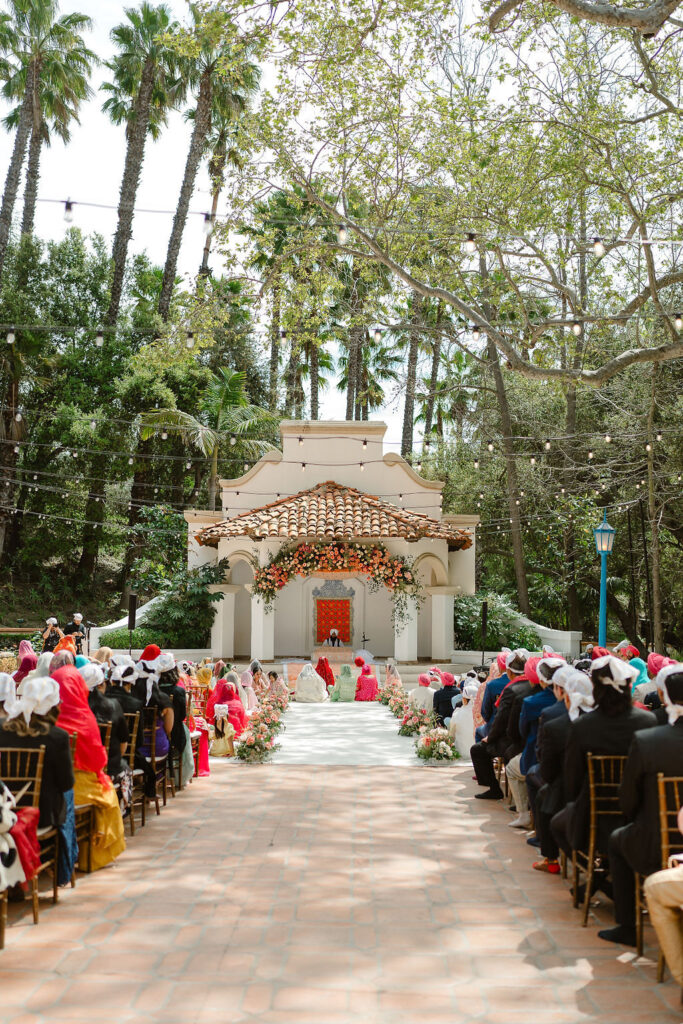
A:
[474,788,504,800]
[598,925,637,947]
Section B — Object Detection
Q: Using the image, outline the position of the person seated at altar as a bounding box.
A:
[316,656,335,691]
[408,674,435,713]
[433,672,462,727]
[294,663,329,703]
[240,669,259,710]
[207,679,248,737]
[355,663,379,702]
[449,679,479,756]
[325,628,341,647]
[330,664,356,702]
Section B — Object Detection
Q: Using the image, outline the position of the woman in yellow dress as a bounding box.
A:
[52,665,125,871]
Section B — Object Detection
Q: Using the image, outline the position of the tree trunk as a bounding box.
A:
[118,446,152,608]
[479,252,529,614]
[345,328,359,419]
[0,378,21,563]
[199,131,226,278]
[21,120,43,238]
[75,455,107,584]
[647,365,663,650]
[309,341,319,419]
[269,285,280,409]
[208,445,219,511]
[159,70,212,320]
[423,302,442,439]
[401,295,421,458]
[199,181,221,277]
[0,60,37,284]
[106,58,156,327]
[285,341,299,415]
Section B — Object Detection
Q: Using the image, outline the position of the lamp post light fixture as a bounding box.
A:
[594,510,616,647]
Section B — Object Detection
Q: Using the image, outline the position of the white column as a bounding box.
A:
[208,584,240,659]
[394,597,419,662]
[250,594,275,660]
[428,588,459,661]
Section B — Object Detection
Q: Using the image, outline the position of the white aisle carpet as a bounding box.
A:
[270,701,420,766]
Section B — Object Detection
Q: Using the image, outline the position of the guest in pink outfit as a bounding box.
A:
[355,664,379,702]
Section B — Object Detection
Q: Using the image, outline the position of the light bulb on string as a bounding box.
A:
[6,327,15,344]
[14,412,21,423]
[675,313,682,331]
[487,441,494,452]
[185,461,191,470]
[128,456,134,465]
[301,462,306,472]
[280,329,287,343]
[374,328,381,343]
[544,439,551,450]
[479,492,484,499]
[474,459,479,469]
[464,232,477,253]
[588,450,593,459]
[63,200,74,223]
[593,237,605,256]
[572,321,582,336]
[645,442,651,452]
[161,430,168,440]
[243,463,249,472]
[561,487,565,494]
[399,493,403,501]
[417,460,423,472]
[337,224,347,244]
[656,432,662,442]
[202,213,213,237]
[362,438,367,450]
[359,462,365,472]
[605,433,611,443]
[472,325,481,341]
[230,435,236,446]
[185,331,194,349]
[298,435,303,447]
[530,456,536,466]
[90,418,96,430]
[95,331,104,348]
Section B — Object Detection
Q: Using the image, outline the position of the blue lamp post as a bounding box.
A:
[594,511,616,647]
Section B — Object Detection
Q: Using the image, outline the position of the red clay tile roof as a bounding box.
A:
[196,481,472,548]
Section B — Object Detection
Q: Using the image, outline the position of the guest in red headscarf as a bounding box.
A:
[355,664,379,702]
[408,673,435,712]
[52,665,125,871]
[13,651,37,685]
[206,680,248,737]
[315,657,335,690]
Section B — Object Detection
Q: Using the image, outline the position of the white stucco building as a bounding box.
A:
[185,420,479,662]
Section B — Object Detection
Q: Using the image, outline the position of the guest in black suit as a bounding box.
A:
[551,656,655,863]
[600,664,683,947]
[471,650,530,800]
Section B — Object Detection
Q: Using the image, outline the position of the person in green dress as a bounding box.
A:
[330,664,357,702]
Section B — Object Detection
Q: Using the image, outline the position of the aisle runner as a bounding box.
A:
[271,703,420,766]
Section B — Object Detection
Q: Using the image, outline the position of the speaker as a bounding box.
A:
[481,599,488,641]
[128,592,138,632]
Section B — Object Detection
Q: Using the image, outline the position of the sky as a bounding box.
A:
[0,0,405,448]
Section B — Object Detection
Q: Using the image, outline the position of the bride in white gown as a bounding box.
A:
[294,663,329,703]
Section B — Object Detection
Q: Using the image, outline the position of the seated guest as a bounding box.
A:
[267,670,289,698]
[82,664,131,796]
[601,663,683,947]
[294,663,329,703]
[156,654,192,784]
[475,652,509,742]
[330,664,356,702]
[385,660,402,686]
[633,652,675,704]
[224,669,248,709]
[550,655,655,872]
[449,679,479,756]
[206,679,248,737]
[471,649,530,800]
[49,650,75,673]
[506,657,558,829]
[531,668,590,873]
[52,665,125,870]
[251,660,269,698]
[434,672,462,727]
[13,649,37,687]
[315,657,335,692]
[91,647,113,666]
[355,664,379,702]
[644,805,683,987]
[409,673,436,712]
[53,635,77,659]
[0,673,16,720]
[107,658,143,714]
[132,656,173,758]
[240,669,259,710]
[0,676,74,828]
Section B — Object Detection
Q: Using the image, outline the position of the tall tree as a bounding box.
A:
[158,11,258,320]
[0,1,92,282]
[102,2,181,327]
[199,110,244,277]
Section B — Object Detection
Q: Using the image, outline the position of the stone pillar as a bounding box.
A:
[207,584,240,659]
[250,593,275,661]
[427,587,460,661]
[394,597,419,662]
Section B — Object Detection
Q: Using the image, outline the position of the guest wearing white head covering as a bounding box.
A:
[601,664,683,949]
[448,679,479,756]
[85,663,131,785]
[294,663,329,703]
[0,672,16,718]
[550,660,656,881]
[0,677,74,827]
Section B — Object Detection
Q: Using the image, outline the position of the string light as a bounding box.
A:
[280,329,287,342]
[161,430,168,440]
[301,462,306,471]
[374,329,381,342]
[14,412,21,423]
[487,441,494,452]
[185,331,194,349]
[230,435,236,446]
[185,461,191,470]
[464,232,477,253]
[243,463,249,472]
[417,460,422,472]
[605,433,611,443]
[593,237,605,256]
[95,331,104,348]
[656,432,662,442]
[359,461,365,471]
[472,325,481,341]
[645,442,651,452]
[362,438,367,449]
[675,313,682,331]
[588,450,593,459]
[202,213,213,237]
[530,456,536,466]
[128,456,134,465]
[337,224,347,244]
[298,436,304,446]
[572,321,582,336]
[544,439,551,450]
[474,459,479,469]
[90,419,96,429]
[6,327,15,344]
[63,200,74,223]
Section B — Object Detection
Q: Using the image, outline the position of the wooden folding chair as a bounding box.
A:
[67,733,95,881]
[0,886,7,950]
[139,707,168,816]
[635,774,683,969]
[572,754,627,926]
[0,746,59,923]
[123,712,143,834]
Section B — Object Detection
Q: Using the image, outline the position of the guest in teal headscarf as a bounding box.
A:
[629,657,649,693]
[75,655,89,670]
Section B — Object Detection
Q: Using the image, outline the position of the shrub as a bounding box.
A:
[454,591,541,651]
[99,626,162,651]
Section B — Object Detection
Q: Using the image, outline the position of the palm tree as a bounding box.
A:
[140,368,277,510]
[0,1,93,283]
[102,2,181,327]
[158,10,259,320]
[199,111,244,277]
[2,28,95,237]
[337,334,401,419]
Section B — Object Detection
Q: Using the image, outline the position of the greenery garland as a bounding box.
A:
[252,540,422,631]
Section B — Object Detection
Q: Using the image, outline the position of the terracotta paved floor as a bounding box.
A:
[1,750,679,1022]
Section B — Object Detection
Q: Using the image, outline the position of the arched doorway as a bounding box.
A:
[229,556,253,657]
[414,553,449,660]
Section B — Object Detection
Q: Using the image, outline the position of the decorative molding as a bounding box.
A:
[312,579,355,600]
